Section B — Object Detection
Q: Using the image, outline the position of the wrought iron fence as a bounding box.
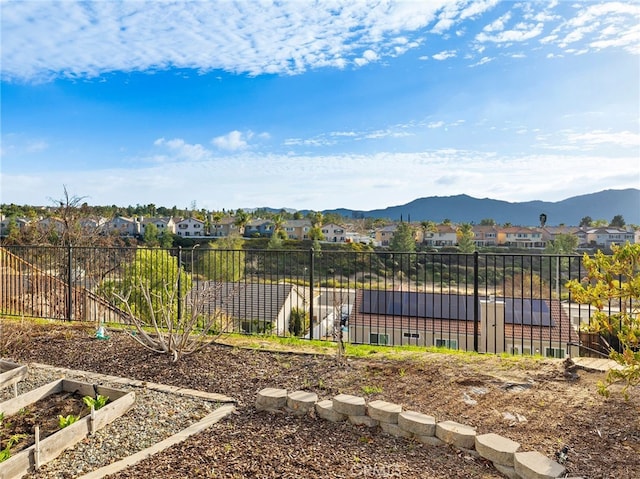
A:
[0,244,620,357]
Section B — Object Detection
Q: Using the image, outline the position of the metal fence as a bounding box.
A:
[0,244,619,357]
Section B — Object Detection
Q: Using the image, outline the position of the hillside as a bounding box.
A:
[322,188,640,225]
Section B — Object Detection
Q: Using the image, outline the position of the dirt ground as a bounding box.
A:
[1,320,638,478]
[1,391,87,455]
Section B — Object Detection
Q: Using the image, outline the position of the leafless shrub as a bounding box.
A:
[115,279,237,362]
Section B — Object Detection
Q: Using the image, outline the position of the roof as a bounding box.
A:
[349,289,573,343]
[193,281,295,322]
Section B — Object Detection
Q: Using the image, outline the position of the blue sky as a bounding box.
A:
[1,0,639,212]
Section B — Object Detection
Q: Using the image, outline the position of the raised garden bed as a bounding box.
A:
[0,361,27,393]
[0,378,135,479]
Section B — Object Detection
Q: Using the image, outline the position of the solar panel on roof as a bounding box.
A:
[504,298,554,326]
[360,290,475,321]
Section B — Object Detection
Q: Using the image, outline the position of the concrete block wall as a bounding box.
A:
[256,388,574,479]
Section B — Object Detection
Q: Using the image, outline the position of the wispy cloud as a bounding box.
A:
[1,1,450,82]
[154,138,212,161]
[432,50,457,60]
[4,146,636,210]
[2,1,638,82]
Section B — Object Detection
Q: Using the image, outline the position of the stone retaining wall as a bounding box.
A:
[256,388,582,479]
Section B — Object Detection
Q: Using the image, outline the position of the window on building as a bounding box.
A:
[544,347,565,359]
[370,333,389,345]
[435,338,458,350]
[403,332,420,339]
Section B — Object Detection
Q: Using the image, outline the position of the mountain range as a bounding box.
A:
[315,189,640,226]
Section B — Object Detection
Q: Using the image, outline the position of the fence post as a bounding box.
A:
[177,247,183,322]
[67,244,73,321]
[309,247,314,340]
[473,251,479,352]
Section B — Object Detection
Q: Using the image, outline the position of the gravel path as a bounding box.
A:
[1,365,228,479]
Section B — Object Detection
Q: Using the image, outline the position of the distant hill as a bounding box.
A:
[321,189,640,226]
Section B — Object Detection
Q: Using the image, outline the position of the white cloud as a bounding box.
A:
[476,22,544,43]
[566,130,640,148]
[544,1,640,55]
[211,131,253,151]
[483,12,511,32]
[469,56,492,67]
[432,50,457,60]
[154,138,212,161]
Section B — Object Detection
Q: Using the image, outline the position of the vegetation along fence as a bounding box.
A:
[0,245,625,358]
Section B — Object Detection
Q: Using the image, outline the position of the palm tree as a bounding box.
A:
[272,213,287,239]
[233,209,251,237]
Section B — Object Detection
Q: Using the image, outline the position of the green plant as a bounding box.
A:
[566,242,640,398]
[288,307,310,337]
[0,433,28,462]
[58,414,79,428]
[361,385,383,395]
[83,394,109,410]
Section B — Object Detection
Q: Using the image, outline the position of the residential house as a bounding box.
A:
[193,281,305,335]
[321,223,346,243]
[345,232,373,245]
[308,288,356,340]
[498,227,545,248]
[347,289,573,358]
[374,225,397,247]
[422,224,457,248]
[175,217,206,237]
[105,216,140,237]
[210,216,241,237]
[36,217,66,234]
[243,219,274,238]
[140,217,176,235]
[0,215,29,237]
[79,217,108,233]
[283,219,312,240]
[540,226,581,245]
[582,227,635,249]
[472,225,499,247]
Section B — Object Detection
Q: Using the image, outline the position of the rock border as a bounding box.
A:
[256,388,581,479]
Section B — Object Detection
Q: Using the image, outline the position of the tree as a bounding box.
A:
[201,237,245,282]
[456,223,476,253]
[233,209,251,236]
[566,243,640,398]
[307,211,323,228]
[420,221,437,243]
[271,214,287,240]
[480,218,496,226]
[579,216,593,228]
[308,226,325,241]
[610,215,626,228]
[539,213,547,228]
[116,248,190,323]
[389,223,416,252]
[143,223,159,246]
[159,229,174,248]
[593,219,608,227]
[544,233,578,255]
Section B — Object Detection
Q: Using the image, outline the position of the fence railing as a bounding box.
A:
[0,245,621,357]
